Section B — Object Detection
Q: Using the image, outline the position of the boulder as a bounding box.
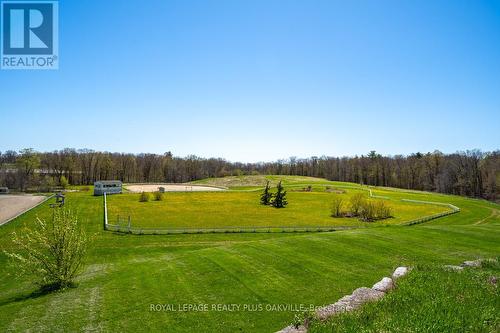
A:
[315,287,385,320]
[461,260,482,268]
[315,295,353,320]
[372,277,394,292]
[444,265,464,271]
[349,287,385,307]
[392,266,409,279]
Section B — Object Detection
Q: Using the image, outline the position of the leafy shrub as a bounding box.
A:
[154,191,164,201]
[359,199,392,221]
[374,200,392,219]
[349,193,366,216]
[60,175,69,189]
[38,176,55,193]
[359,200,376,221]
[4,209,88,290]
[139,191,151,202]
[292,311,315,329]
[331,195,345,217]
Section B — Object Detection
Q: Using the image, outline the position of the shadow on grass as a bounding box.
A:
[0,282,77,306]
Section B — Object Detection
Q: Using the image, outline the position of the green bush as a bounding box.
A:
[154,191,164,201]
[139,191,151,202]
[292,310,315,329]
[60,175,69,189]
[374,200,392,219]
[358,199,392,221]
[359,200,376,221]
[331,195,345,217]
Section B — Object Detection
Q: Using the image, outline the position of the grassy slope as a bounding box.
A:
[190,175,341,188]
[0,176,498,332]
[310,260,500,332]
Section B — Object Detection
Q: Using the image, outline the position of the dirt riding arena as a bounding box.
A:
[124,184,226,193]
[0,195,47,226]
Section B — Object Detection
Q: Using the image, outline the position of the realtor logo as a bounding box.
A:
[1,0,58,69]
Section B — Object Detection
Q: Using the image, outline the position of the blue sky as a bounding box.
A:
[1,0,499,162]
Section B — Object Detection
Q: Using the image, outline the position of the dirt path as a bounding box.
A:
[124,184,226,193]
[474,208,500,225]
[0,195,47,226]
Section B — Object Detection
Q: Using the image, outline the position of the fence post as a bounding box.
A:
[128,215,131,233]
[103,193,108,230]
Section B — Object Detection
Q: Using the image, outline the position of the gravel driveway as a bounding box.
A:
[0,195,47,226]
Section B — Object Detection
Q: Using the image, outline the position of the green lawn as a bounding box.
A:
[0,176,498,332]
[106,188,450,230]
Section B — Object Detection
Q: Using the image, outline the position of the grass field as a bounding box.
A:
[106,189,451,230]
[0,176,498,332]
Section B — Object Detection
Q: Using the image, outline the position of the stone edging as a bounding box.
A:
[276,258,493,333]
[444,258,488,271]
[276,266,410,333]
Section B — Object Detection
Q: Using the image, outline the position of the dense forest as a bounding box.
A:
[0,148,498,202]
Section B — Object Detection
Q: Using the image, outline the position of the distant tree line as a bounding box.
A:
[0,148,498,202]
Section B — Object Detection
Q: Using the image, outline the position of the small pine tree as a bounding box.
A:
[271,181,288,208]
[260,181,272,205]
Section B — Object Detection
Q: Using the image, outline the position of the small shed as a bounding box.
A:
[0,187,9,194]
[94,180,122,196]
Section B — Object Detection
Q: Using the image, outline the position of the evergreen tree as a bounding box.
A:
[260,181,272,205]
[271,181,288,208]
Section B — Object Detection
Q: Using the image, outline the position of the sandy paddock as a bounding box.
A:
[124,184,226,193]
[0,195,47,225]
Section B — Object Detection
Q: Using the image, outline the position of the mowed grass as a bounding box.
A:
[0,176,498,332]
[106,188,450,230]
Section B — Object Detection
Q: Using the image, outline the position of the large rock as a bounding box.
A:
[350,287,385,306]
[372,277,394,292]
[275,325,307,333]
[315,295,353,320]
[444,265,464,271]
[392,266,409,279]
[315,287,385,320]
